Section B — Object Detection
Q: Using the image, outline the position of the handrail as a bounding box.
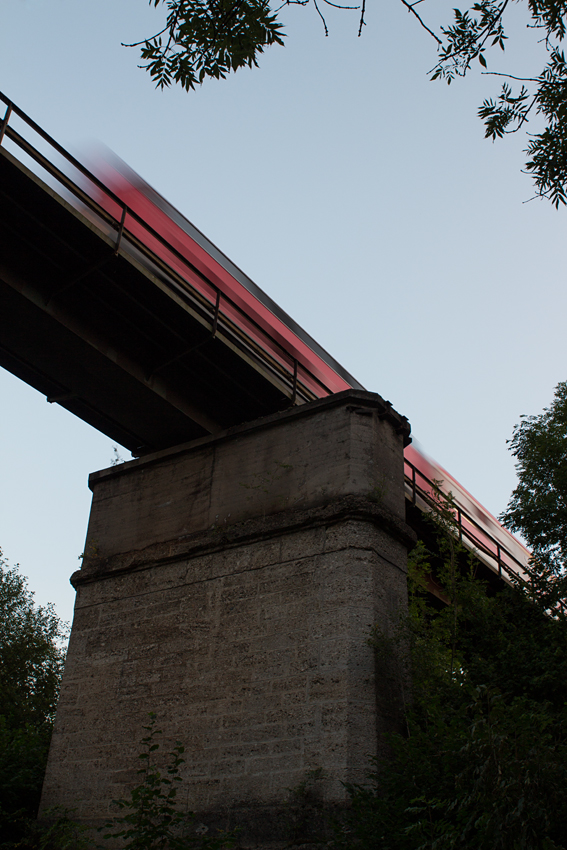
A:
[404,457,528,582]
[404,457,567,615]
[0,91,332,403]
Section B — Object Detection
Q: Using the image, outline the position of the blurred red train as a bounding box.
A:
[83,153,530,585]
[82,151,362,404]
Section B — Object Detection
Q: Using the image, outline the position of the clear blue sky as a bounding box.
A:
[1,0,565,624]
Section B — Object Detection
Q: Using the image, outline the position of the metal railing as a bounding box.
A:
[404,457,529,583]
[0,91,333,405]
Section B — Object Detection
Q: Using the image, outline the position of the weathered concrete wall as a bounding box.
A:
[40,390,414,839]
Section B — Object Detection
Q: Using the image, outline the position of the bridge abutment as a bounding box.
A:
[40,390,414,841]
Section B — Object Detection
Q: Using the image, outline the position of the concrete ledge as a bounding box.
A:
[73,494,416,587]
[88,389,411,487]
[82,391,411,568]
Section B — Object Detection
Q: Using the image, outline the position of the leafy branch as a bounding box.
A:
[128,0,286,91]
[429,0,567,206]
[127,0,567,206]
[102,712,237,849]
[430,0,510,83]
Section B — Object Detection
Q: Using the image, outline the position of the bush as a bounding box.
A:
[336,512,567,850]
[102,713,236,850]
[0,550,67,845]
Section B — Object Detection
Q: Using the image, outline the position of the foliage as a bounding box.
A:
[2,807,92,850]
[128,0,284,91]
[431,0,567,207]
[129,0,567,206]
[500,380,567,573]
[102,713,236,850]
[1,713,236,849]
[0,720,53,842]
[334,507,567,849]
[0,550,67,843]
[285,767,330,843]
[0,551,66,731]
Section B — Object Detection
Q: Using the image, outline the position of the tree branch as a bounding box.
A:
[358,0,366,35]
[509,93,539,132]
[313,0,329,35]
[122,27,170,48]
[481,71,539,82]
[434,0,510,73]
[477,0,510,50]
[273,0,309,11]
[322,0,360,9]
[398,0,442,44]
[163,6,181,55]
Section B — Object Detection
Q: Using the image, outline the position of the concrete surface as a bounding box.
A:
[40,390,414,841]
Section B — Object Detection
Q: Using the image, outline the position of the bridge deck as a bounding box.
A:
[0,94,530,592]
[0,148,298,454]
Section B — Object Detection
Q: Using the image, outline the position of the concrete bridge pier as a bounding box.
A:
[40,389,414,842]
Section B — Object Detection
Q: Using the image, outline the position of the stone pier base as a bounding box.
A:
[40,390,414,841]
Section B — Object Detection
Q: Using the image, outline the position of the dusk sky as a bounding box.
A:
[1,0,565,624]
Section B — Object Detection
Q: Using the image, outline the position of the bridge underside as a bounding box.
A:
[0,149,292,455]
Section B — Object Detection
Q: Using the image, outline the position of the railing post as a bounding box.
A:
[291,359,298,405]
[113,204,128,255]
[211,289,221,339]
[0,102,12,146]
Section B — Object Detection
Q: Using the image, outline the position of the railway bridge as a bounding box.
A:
[0,93,527,840]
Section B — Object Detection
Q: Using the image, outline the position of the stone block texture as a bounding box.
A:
[40,390,414,837]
